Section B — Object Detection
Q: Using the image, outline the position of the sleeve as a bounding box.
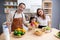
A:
[6,11,14,23]
[46,16,51,22]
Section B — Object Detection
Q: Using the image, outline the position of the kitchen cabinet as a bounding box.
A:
[43,0,52,18]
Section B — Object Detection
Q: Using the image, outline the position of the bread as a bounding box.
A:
[34,29,43,36]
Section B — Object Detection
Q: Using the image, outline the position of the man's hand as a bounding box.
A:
[6,22,11,27]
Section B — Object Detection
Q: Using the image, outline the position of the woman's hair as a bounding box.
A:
[37,8,46,19]
[15,3,26,13]
[29,17,36,23]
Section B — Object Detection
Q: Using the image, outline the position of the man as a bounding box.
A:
[6,3,28,31]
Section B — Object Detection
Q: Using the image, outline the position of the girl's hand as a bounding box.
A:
[34,22,39,28]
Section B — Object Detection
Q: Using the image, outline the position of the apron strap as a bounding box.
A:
[21,13,23,19]
[13,13,16,19]
[21,13,23,23]
[13,12,23,19]
[13,10,17,19]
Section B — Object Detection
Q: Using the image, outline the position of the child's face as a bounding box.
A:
[31,18,36,23]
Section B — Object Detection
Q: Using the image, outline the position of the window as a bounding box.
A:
[18,0,42,12]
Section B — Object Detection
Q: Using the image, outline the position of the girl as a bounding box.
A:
[28,17,39,30]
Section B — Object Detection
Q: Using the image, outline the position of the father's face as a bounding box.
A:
[18,4,26,12]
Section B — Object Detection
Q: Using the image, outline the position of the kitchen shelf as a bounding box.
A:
[43,8,52,9]
[4,4,17,6]
[4,0,17,14]
[44,1,52,3]
[43,0,52,26]
[43,0,52,15]
[43,2,52,9]
[44,9,52,14]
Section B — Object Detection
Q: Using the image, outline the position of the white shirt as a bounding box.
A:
[14,13,23,18]
[36,15,50,26]
[7,11,28,24]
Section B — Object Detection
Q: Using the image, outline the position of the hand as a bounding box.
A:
[6,22,11,27]
[6,22,11,33]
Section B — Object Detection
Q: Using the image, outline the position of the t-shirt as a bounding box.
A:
[6,11,28,24]
[35,15,50,26]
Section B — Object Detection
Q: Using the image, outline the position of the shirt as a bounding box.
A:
[36,15,50,26]
[6,11,28,24]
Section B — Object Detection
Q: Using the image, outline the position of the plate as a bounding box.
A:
[13,34,22,38]
[55,33,60,39]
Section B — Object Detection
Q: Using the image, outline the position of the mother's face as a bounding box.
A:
[38,10,44,16]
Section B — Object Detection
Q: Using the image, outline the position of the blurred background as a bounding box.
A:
[0,0,60,35]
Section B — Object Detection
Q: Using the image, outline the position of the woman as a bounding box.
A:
[6,3,28,31]
[35,8,51,28]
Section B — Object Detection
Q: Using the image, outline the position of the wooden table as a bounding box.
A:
[0,28,60,40]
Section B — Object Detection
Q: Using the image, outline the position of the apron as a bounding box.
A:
[11,13,23,31]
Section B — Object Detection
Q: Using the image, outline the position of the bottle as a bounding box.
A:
[2,25,10,40]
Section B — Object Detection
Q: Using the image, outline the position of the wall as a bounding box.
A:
[59,0,60,29]
[0,0,6,35]
[52,0,60,29]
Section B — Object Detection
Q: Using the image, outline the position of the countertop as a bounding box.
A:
[0,28,60,40]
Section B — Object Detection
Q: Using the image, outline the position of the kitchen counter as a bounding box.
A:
[0,28,60,40]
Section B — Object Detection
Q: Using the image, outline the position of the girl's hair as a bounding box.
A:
[29,17,36,23]
[37,8,46,19]
[15,3,26,13]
